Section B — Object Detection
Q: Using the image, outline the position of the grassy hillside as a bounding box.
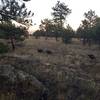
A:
[0,36,100,100]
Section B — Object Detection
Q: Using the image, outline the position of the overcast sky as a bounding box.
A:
[25,0,100,30]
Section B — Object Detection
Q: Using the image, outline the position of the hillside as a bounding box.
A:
[0,37,100,100]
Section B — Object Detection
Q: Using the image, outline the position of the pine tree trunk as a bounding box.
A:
[10,37,15,50]
[88,39,91,47]
[83,38,86,45]
[55,36,58,41]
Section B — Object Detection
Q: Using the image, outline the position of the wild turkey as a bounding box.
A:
[37,49,43,53]
[43,48,52,54]
[88,54,96,60]
[46,50,52,54]
[38,48,53,54]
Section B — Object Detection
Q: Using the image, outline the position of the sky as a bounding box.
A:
[25,0,100,31]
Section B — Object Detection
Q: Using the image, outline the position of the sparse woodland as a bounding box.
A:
[0,0,100,100]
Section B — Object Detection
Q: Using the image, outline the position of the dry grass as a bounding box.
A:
[8,36,99,76]
[0,36,100,99]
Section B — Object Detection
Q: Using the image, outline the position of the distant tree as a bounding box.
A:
[77,10,97,46]
[39,19,54,39]
[52,1,71,28]
[51,24,61,41]
[85,9,97,39]
[62,24,74,44]
[39,18,63,40]
[84,10,97,27]
[51,1,71,41]
[80,20,90,45]
[33,29,46,39]
[92,17,100,46]
[77,25,84,39]
[39,18,74,42]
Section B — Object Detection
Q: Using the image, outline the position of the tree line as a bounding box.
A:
[77,10,100,46]
[0,0,100,52]
[33,1,74,43]
[33,1,100,46]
